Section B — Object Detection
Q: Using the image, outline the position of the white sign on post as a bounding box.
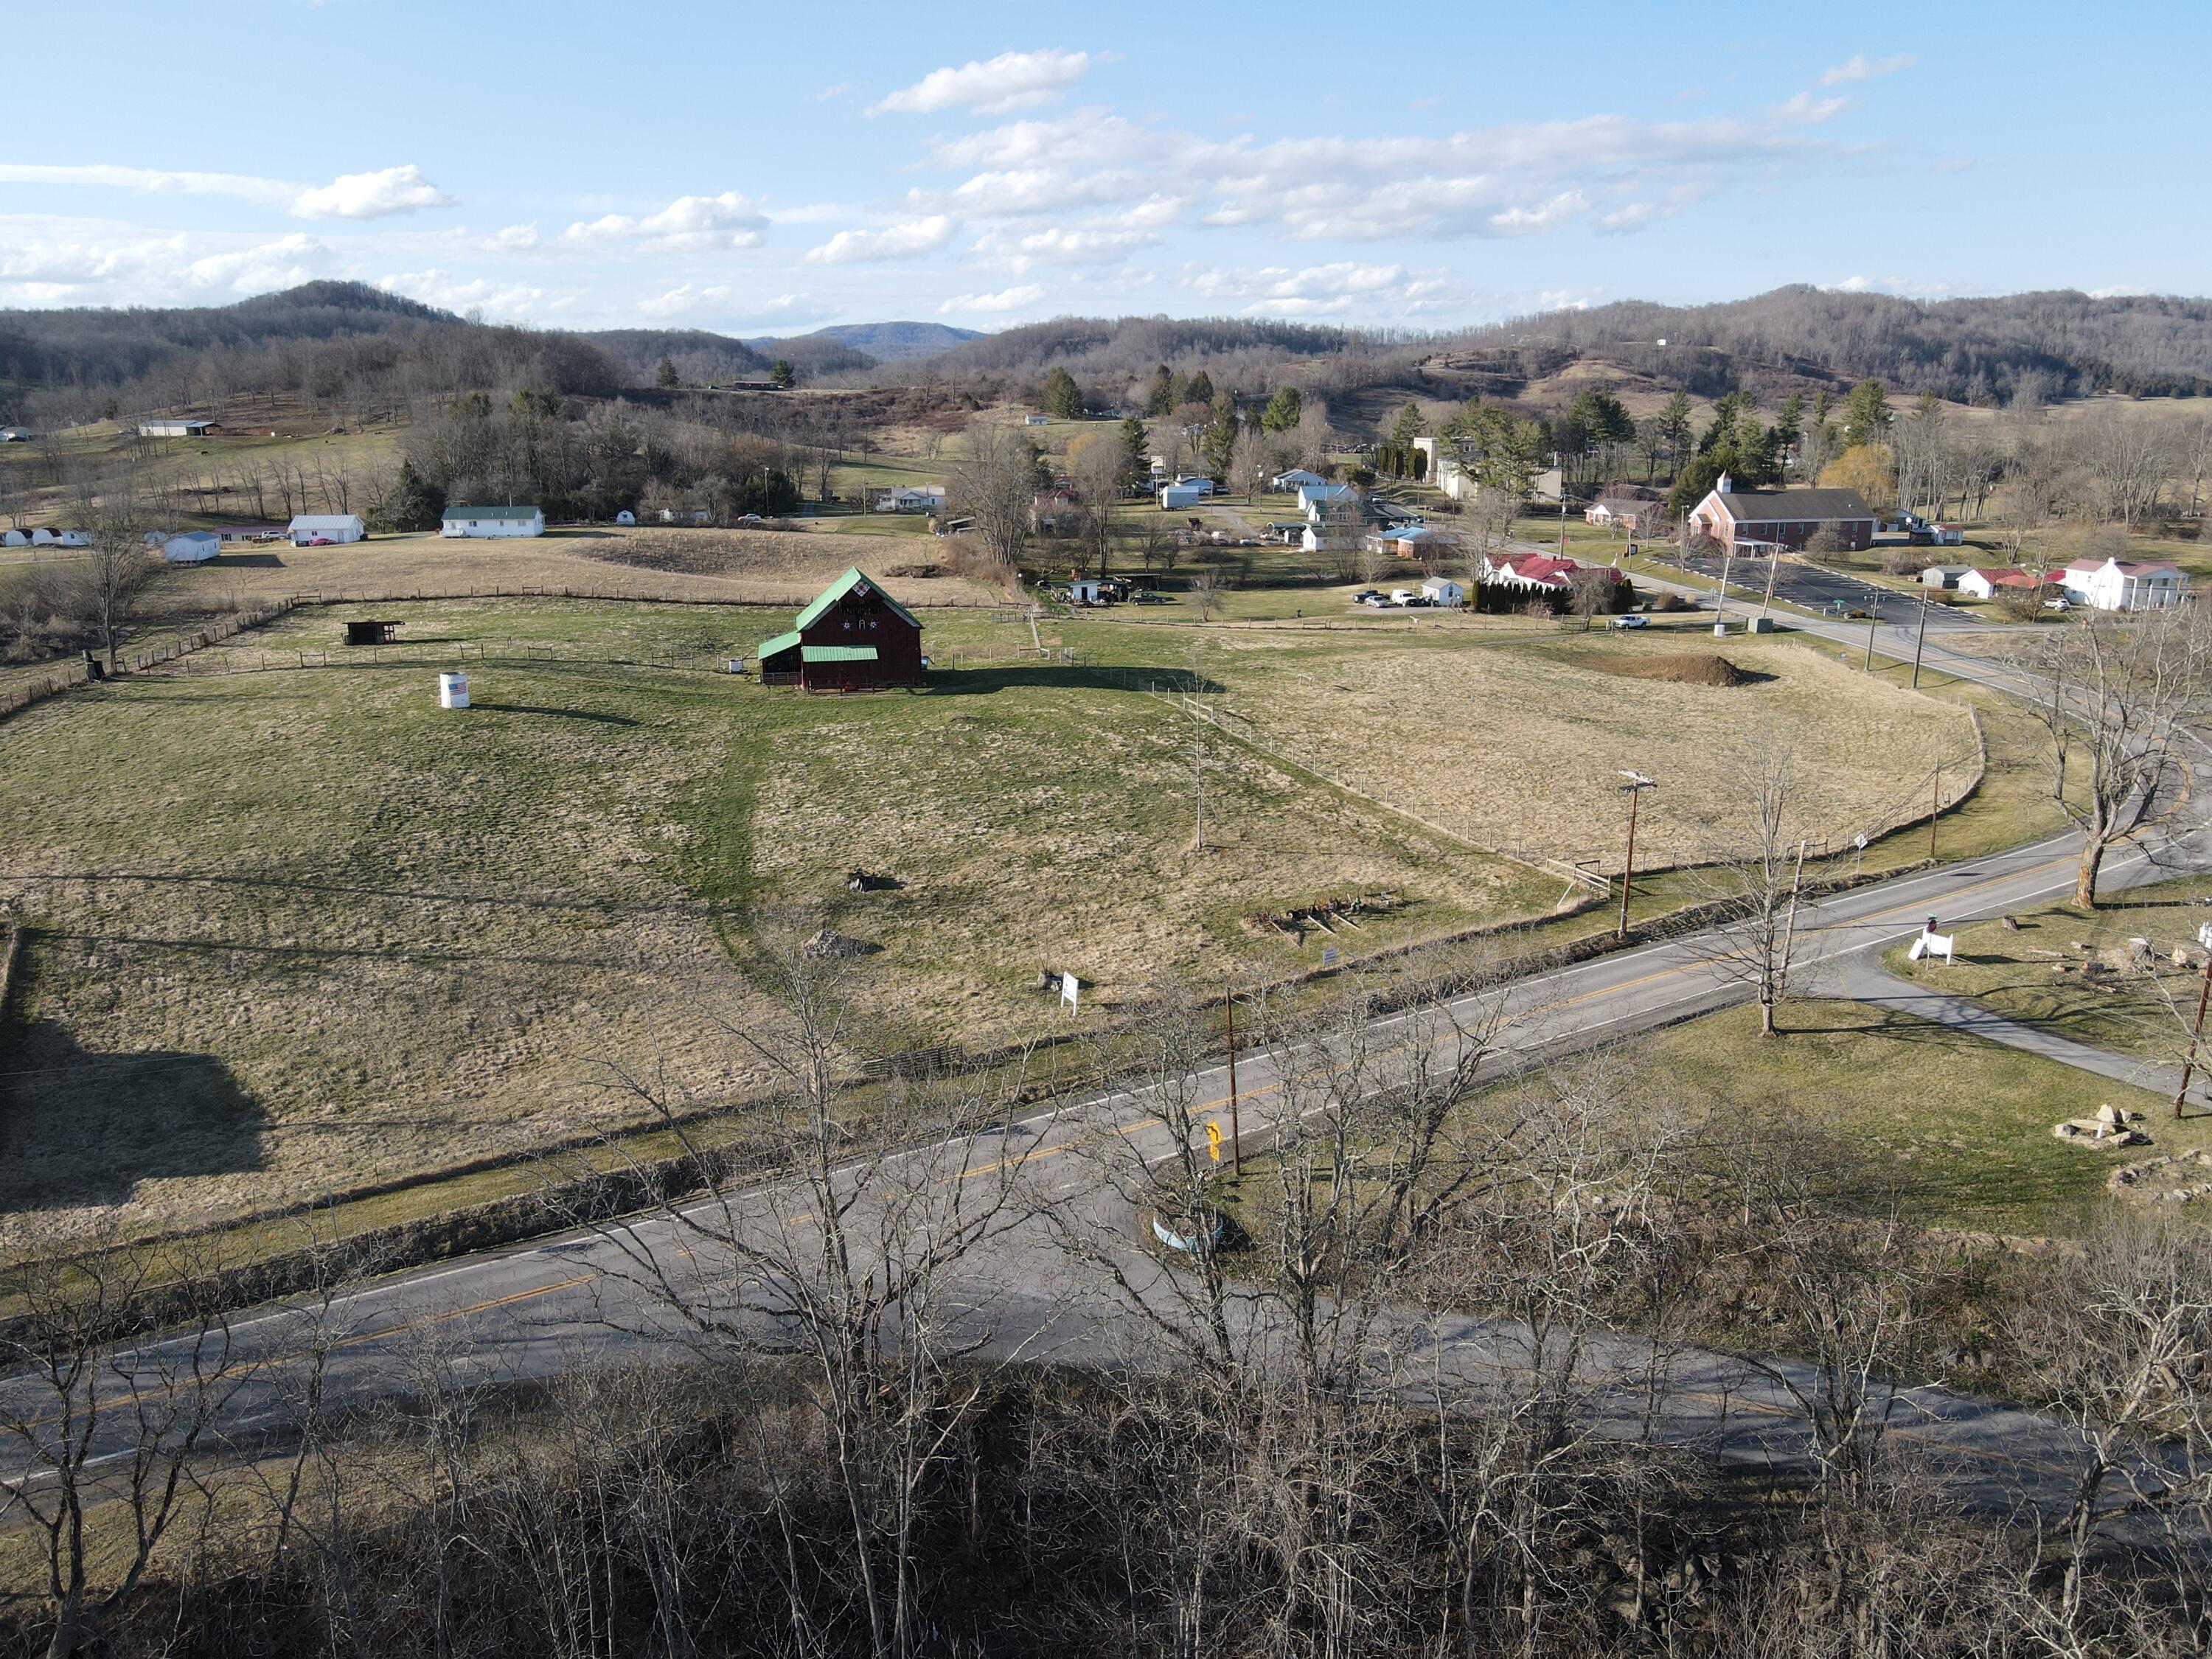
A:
[1322,946,1338,970]
[1909,930,1955,965]
[1060,971,1079,1014]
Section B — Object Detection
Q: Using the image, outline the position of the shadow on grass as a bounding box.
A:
[0,1020,266,1211]
[466,702,639,726]
[925,665,1225,697]
[214,552,287,568]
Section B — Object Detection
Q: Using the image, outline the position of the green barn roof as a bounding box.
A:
[793,568,922,633]
[800,644,880,664]
[756,630,801,659]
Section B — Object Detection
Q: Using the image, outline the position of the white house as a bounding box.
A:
[1160,481,1210,509]
[287,514,365,545]
[1172,475,1215,497]
[441,504,545,538]
[614,509,636,525]
[2058,556,2190,612]
[875,486,946,513]
[1421,577,1465,607]
[1270,467,1325,491]
[161,531,221,564]
[137,418,215,439]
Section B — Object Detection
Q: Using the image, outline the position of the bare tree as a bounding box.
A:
[949,419,1039,572]
[2080,406,2173,532]
[1065,429,1123,579]
[62,471,157,673]
[580,942,1040,1659]
[1691,737,1811,1036]
[1229,425,1270,505]
[0,1233,244,1659]
[2025,603,2212,908]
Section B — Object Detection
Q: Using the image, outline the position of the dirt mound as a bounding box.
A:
[1591,653,1749,688]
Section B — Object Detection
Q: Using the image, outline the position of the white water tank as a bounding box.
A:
[438,671,470,709]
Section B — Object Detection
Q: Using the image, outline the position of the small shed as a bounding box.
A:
[756,567,926,692]
[1421,577,1465,608]
[1919,564,1973,589]
[1159,482,1208,509]
[1,529,25,547]
[345,619,404,646]
[614,509,636,525]
[161,531,221,565]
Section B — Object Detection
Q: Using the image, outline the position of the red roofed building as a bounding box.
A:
[1481,552,1624,591]
[756,568,927,691]
[1957,567,2041,600]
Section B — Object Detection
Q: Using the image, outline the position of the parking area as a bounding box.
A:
[1676,553,1991,633]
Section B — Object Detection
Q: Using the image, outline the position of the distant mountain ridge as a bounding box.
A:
[751,321,984,362]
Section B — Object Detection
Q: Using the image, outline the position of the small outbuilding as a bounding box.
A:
[756,567,926,692]
[1919,564,1974,589]
[614,509,636,525]
[288,514,365,545]
[138,418,215,439]
[1421,577,1465,608]
[1,529,24,546]
[441,504,545,538]
[1958,567,2039,601]
[161,531,221,565]
[1159,481,1209,509]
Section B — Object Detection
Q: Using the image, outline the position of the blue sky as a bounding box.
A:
[2,0,2202,335]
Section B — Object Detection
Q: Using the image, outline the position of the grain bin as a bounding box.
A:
[438,671,470,710]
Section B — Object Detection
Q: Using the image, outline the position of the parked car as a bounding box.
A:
[1403,595,1433,608]
[2044,597,2071,612]
[1388,588,1416,606]
[1613,613,1649,630]
[1351,588,1383,603]
[1357,594,1391,609]
[303,536,335,546]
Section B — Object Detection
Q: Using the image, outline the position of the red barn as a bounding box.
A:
[757,567,926,692]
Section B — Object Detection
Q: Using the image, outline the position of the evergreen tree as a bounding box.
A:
[1043,367,1084,420]
[769,359,796,390]
[1655,392,1694,473]
[381,459,445,532]
[1260,386,1303,433]
[1184,369,1214,408]
[1388,400,1426,448]
[1775,391,1805,453]
[654,357,680,389]
[1841,378,1891,447]
[1145,364,1175,417]
[1118,416,1150,485]
[1201,392,1239,479]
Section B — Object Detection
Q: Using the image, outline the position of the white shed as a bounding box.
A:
[1420,577,1465,608]
[29,529,55,546]
[614,509,636,525]
[287,514,365,545]
[1159,482,1209,509]
[1,529,25,546]
[161,531,221,565]
[441,504,545,538]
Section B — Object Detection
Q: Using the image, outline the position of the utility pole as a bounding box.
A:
[1910,588,1931,689]
[2176,938,2212,1120]
[1930,759,1941,860]
[1864,594,1881,672]
[1618,771,1655,936]
[1225,989,1242,1172]
[1712,543,1735,636]
[1759,546,1781,620]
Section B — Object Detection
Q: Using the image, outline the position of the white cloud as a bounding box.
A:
[871,49,1091,116]
[938,284,1045,314]
[377,268,554,318]
[184,232,335,291]
[1596,201,1658,234]
[804,215,956,263]
[1488,191,1587,234]
[481,222,539,249]
[813,82,853,102]
[1182,260,1454,318]
[637,282,732,318]
[0,162,296,207]
[1818,52,1916,86]
[0,161,453,220]
[291,165,454,220]
[563,191,768,251]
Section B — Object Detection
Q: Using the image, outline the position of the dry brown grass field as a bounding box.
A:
[0,596,1555,1248]
[1171,628,1981,867]
[139,525,1009,611]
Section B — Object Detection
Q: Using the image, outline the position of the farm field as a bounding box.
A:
[0,595,1556,1245]
[127,524,1009,611]
[1067,622,1984,869]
